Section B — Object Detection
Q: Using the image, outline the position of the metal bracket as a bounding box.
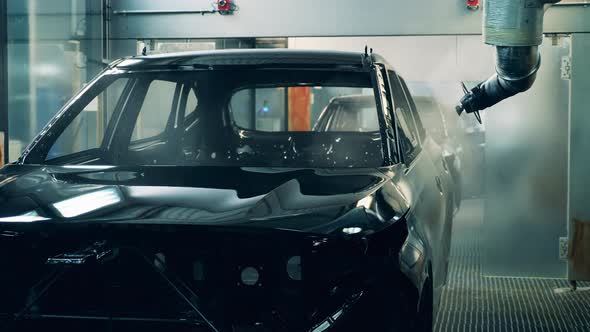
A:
[46,241,113,265]
[561,56,572,80]
[559,237,569,260]
[362,45,376,69]
[457,82,483,124]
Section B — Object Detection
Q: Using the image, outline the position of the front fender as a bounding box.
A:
[400,220,429,299]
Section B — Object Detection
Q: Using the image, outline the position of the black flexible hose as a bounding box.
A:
[457,46,541,115]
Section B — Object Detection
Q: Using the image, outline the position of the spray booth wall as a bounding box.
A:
[6,0,103,161]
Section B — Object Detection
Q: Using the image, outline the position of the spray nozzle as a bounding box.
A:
[456,81,483,124]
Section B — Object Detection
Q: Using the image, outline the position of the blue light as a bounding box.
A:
[262,106,270,113]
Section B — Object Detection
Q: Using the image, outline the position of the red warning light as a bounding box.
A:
[218,0,231,12]
[467,0,480,10]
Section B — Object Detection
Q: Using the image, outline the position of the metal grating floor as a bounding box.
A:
[434,200,590,332]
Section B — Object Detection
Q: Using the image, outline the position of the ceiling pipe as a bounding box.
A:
[112,9,218,15]
[456,0,562,117]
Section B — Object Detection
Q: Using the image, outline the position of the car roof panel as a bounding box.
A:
[116,49,391,69]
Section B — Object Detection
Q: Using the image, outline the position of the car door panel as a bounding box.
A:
[397,127,447,290]
[388,71,451,300]
[398,77,455,288]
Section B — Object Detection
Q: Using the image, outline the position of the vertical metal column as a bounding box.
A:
[568,33,590,282]
[0,0,8,164]
[102,0,111,63]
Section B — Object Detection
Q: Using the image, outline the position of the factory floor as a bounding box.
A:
[434,199,590,332]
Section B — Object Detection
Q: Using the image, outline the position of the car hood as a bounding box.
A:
[0,164,408,232]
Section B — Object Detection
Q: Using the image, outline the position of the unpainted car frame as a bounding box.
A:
[0,49,456,332]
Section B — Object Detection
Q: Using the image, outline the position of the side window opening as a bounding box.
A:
[398,76,427,142]
[130,79,179,142]
[185,85,199,125]
[123,80,204,164]
[123,80,205,165]
[388,71,422,165]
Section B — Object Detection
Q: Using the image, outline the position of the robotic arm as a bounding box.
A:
[456,0,561,117]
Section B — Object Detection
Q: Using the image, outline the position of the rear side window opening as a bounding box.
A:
[229,86,378,133]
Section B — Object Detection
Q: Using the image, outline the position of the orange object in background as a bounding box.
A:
[570,219,590,279]
[288,87,311,131]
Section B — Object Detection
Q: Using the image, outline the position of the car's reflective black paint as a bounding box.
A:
[0,50,455,332]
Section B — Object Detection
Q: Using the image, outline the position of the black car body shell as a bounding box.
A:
[0,50,454,332]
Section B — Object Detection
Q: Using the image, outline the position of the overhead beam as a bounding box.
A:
[108,0,590,40]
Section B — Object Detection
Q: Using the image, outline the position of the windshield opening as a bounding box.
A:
[23,69,386,168]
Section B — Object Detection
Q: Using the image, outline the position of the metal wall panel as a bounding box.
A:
[546,5,590,34]
[6,0,98,160]
[7,0,90,42]
[483,36,571,278]
[288,36,495,82]
[0,0,7,164]
[568,33,590,281]
[109,0,590,39]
